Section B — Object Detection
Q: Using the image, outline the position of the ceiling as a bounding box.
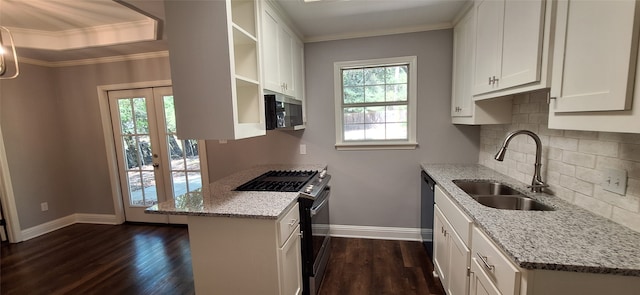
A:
[0,0,468,63]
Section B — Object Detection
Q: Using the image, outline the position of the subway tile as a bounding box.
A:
[516,162,533,175]
[620,143,640,162]
[538,125,564,137]
[560,174,594,196]
[547,161,576,176]
[593,187,640,212]
[575,166,603,184]
[546,170,561,185]
[550,136,579,151]
[512,104,521,114]
[578,140,618,157]
[627,178,640,198]
[512,114,529,123]
[529,89,549,103]
[611,207,640,232]
[562,151,596,168]
[508,150,527,162]
[564,130,598,140]
[574,193,613,218]
[545,147,563,161]
[528,113,548,125]
[518,124,539,133]
[520,102,540,114]
[513,93,530,105]
[596,157,640,179]
[550,185,575,202]
[598,132,640,144]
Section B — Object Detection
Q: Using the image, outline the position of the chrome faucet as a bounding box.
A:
[494,130,548,193]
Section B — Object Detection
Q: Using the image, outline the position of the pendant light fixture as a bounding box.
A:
[0,26,19,80]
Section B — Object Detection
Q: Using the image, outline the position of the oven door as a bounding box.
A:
[310,186,330,295]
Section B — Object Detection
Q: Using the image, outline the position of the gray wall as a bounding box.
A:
[0,63,73,229]
[0,57,172,229]
[207,30,480,228]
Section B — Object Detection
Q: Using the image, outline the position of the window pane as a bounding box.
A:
[344,124,365,141]
[364,85,385,103]
[187,171,202,192]
[364,67,385,85]
[386,84,408,102]
[364,106,385,124]
[172,172,188,198]
[123,135,140,169]
[386,123,408,140]
[343,107,364,124]
[132,97,149,134]
[163,95,177,133]
[118,99,134,134]
[364,123,385,140]
[343,86,364,104]
[385,66,408,84]
[137,135,153,167]
[184,140,200,168]
[343,69,364,86]
[386,105,407,123]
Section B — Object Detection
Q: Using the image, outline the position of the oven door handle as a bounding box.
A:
[310,188,330,217]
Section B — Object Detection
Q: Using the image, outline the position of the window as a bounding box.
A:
[334,56,418,150]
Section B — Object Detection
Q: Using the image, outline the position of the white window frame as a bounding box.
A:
[334,56,418,150]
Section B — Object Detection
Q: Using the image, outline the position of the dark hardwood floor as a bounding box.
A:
[319,238,445,295]
[1,224,444,295]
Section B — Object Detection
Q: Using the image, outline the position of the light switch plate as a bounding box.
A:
[602,168,627,195]
[299,144,307,155]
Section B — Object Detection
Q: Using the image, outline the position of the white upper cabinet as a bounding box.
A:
[261,2,303,98]
[473,0,546,97]
[550,0,639,112]
[452,6,513,125]
[548,0,640,133]
[164,0,265,140]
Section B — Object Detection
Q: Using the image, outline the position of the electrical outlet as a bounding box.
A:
[40,202,48,212]
[602,168,627,195]
[299,144,307,155]
[219,139,227,144]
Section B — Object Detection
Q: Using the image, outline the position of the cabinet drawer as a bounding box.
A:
[278,203,300,246]
[472,227,521,295]
[435,185,473,245]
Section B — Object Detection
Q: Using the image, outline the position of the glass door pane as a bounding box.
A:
[161,95,204,198]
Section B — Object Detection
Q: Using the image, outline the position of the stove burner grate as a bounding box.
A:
[235,170,318,192]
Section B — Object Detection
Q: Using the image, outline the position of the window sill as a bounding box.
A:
[335,141,418,151]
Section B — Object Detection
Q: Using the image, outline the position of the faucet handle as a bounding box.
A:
[527,183,549,193]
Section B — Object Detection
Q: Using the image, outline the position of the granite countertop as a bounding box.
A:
[145,164,327,219]
[421,163,640,277]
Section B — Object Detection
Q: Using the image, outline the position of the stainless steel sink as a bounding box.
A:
[453,180,554,211]
[452,180,521,196]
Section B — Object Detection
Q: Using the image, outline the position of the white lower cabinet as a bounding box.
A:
[187,203,301,294]
[434,183,640,295]
[434,185,472,295]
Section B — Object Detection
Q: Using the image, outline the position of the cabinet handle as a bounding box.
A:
[288,219,297,227]
[493,76,499,85]
[488,77,492,85]
[477,253,495,272]
[547,93,557,104]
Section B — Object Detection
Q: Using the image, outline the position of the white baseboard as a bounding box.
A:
[21,213,119,241]
[330,224,427,241]
[75,213,120,225]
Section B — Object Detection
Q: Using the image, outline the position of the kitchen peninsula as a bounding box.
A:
[146,164,326,295]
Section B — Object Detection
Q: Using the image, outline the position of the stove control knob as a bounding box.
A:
[319,170,327,179]
[305,185,314,193]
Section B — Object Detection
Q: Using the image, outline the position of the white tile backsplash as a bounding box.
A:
[479,91,640,233]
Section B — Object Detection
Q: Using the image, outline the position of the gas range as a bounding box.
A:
[234,170,318,192]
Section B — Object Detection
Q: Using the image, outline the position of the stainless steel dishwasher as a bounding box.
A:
[421,170,435,258]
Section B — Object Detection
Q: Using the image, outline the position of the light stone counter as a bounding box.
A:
[421,163,640,277]
[146,164,327,219]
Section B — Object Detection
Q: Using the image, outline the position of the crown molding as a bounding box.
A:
[6,19,157,51]
[19,51,169,68]
[303,22,454,43]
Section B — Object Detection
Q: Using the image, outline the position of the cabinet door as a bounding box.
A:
[447,229,471,295]
[279,225,302,295]
[470,258,501,295]
[433,206,450,287]
[452,8,474,117]
[262,7,281,93]
[278,26,295,96]
[500,0,544,89]
[293,38,305,100]
[473,0,504,95]
[551,0,640,112]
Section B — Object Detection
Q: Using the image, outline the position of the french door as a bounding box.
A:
[108,87,208,223]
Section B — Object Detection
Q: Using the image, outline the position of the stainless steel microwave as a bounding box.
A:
[265,93,303,130]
